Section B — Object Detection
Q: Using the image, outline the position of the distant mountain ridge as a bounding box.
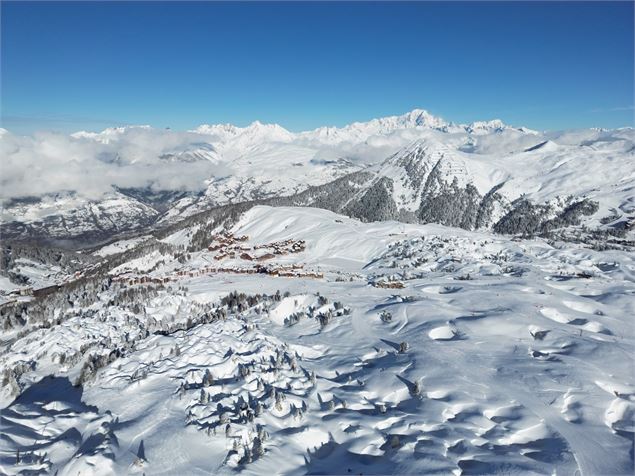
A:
[188,108,535,146]
[1,109,633,246]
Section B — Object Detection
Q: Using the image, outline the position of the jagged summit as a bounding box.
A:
[71,109,526,145]
[466,119,506,134]
[299,109,450,144]
[194,120,291,135]
[189,109,452,145]
[347,108,449,131]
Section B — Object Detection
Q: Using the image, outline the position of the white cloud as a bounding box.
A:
[0,127,231,202]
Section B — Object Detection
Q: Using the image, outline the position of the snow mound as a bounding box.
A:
[268,294,312,325]
[428,324,458,341]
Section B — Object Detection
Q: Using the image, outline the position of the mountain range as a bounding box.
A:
[1,109,633,247]
[1,110,634,476]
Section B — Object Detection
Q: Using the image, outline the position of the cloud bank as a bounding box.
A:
[0,127,229,202]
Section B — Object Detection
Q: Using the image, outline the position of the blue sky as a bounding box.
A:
[1,1,633,134]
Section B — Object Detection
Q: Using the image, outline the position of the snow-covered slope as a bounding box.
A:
[373,139,473,211]
[1,192,160,244]
[278,128,634,236]
[1,110,633,246]
[163,143,361,221]
[1,205,633,475]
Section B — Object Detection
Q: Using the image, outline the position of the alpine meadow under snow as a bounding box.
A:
[0,109,634,475]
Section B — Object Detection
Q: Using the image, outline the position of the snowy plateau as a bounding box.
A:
[0,110,634,475]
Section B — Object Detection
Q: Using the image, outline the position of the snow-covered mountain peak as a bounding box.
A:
[465,119,539,136]
[159,142,222,164]
[382,138,459,175]
[468,119,506,132]
[389,137,451,157]
[4,109,630,245]
[66,110,534,151]
[298,109,450,144]
[243,120,293,140]
[191,122,240,138]
[193,120,293,145]
[339,108,448,133]
[398,108,447,127]
[296,109,536,145]
[354,138,472,213]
